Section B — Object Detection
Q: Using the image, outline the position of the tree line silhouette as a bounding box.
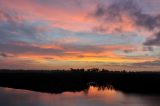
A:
[0,68,160,94]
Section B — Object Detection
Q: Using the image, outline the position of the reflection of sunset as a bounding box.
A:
[87,86,118,102]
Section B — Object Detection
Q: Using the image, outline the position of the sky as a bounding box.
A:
[0,0,160,71]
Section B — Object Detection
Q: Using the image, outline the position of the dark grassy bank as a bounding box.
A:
[0,69,160,94]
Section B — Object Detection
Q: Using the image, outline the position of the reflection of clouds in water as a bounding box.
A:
[0,87,160,106]
[0,88,43,106]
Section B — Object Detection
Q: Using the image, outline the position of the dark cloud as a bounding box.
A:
[143,46,154,51]
[92,0,160,31]
[92,0,160,46]
[135,14,160,31]
[93,4,105,17]
[132,60,160,67]
[0,53,9,58]
[44,57,55,60]
[144,32,160,46]
[123,50,133,53]
[0,52,14,58]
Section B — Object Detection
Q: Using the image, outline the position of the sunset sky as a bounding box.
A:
[0,0,160,71]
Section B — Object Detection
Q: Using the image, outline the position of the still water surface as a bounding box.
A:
[0,86,160,106]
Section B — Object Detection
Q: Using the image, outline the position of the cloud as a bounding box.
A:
[132,60,160,67]
[0,52,14,58]
[0,40,137,61]
[44,57,55,60]
[144,32,160,46]
[142,46,154,51]
[91,0,160,47]
[92,0,160,32]
[0,7,123,60]
[0,41,114,58]
[62,44,105,53]
[0,9,47,44]
[0,43,64,56]
[0,0,96,32]
[0,9,24,25]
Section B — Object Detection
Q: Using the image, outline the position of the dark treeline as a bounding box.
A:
[0,68,160,95]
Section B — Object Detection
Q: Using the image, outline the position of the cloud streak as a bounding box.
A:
[132,59,160,67]
[0,52,14,58]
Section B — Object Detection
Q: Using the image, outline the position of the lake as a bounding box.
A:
[0,86,160,106]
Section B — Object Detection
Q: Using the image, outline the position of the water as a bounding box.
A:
[0,86,160,106]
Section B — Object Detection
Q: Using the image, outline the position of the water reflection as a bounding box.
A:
[0,86,160,106]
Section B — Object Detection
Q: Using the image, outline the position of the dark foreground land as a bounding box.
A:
[0,69,160,94]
